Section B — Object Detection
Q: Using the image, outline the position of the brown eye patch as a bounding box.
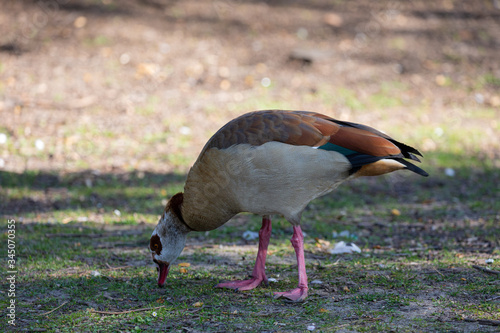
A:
[150,235,162,255]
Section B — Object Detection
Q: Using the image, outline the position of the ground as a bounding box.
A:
[0,0,499,332]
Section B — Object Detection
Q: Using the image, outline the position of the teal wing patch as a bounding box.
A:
[318,142,357,156]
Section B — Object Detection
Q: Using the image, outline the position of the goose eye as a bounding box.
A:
[150,235,162,255]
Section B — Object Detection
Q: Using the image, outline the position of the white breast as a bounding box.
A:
[184,142,352,227]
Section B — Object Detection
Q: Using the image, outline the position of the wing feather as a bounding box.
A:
[200,110,427,177]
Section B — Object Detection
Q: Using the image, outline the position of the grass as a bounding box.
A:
[1,88,498,331]
[2,229,498,332]
[2,1,500,331]
[1,162,499,332]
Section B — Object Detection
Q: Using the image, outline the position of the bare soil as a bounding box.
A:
[1,0,499,332]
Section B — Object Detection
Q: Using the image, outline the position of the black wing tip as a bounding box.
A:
[416,169,429,177]
[392,141,424,160]
[408,153,421,163]
[397,159,429,177]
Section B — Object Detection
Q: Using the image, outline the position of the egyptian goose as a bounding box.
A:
[149,110,428,302]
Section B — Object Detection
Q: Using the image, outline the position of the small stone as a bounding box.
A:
[339,230,350,237]
[135,63,159,78]
[179,126,191,135]
[297,27,308,39]
[242,230,259,241]
[119,53,130,65]
[220,79,231,90]
[474,93,485,104]
[434,127,444,137]
[490,95,500,107]
[159,43,170,54]
[261,77,271,88]
[323,13,343,27]
[330,241,361,254]
[74,16,87,28]
[35,139,45,150]
[444,168,455,177]
[435,75,447,86]
[393,63,404,74]
[218,66,230,78]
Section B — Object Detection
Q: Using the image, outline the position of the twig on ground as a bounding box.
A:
[187,307,204,314]
[90,305,166,315]
[478,319,500,326]
[463,318,500,326]
[485,295,500,301]
[45,233,105,238]
[104,264,134,271]
[90,306,168,315]
[472,265,500,276]
[433,268,444,277]
[45,230,143,239]
[91,305,205,316]
[38,301,69,316]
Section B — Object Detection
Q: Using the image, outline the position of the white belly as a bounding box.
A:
[184,142,352,227]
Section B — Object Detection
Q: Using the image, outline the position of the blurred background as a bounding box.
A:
[1,2,499,330]
[0,0,499,222]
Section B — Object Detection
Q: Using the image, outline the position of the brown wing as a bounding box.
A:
[201,110,334,153]
[202,110,400,156]
[199,110,427,176]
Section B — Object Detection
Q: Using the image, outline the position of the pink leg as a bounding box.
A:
[274,225,308,302]
[216,216,271,291]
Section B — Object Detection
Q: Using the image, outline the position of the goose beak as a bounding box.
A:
[157,262,170,287]
[153,258,170,287]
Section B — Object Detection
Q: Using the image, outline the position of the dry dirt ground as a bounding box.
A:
[1,0,499,332]
[1,0,499,173]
